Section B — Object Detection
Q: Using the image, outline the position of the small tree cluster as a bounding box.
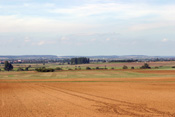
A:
[4,61,13,71]
[96,67,100,70]
[71,57,90,65]
[35,67,55,72]
[131,67,135,69]
[25,65,31,71]
[86,67,91,70]
[123,65,128,69]
[95,67,107,70]
[140,63,151,69]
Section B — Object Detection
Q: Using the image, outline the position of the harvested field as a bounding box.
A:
[1,70,175,116]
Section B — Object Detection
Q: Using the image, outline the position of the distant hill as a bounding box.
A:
[58,55,175,60]
[0,55,175,60]
[0,55,57,59]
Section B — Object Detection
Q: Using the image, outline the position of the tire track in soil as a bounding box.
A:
[57,87,175,117]
[1,80,58,117]
[0,90,5,108]
[18,81,98,117]
[14,82,52,117]
[39,83,175,117]
[0,83,33,117]
[0,85,5,117]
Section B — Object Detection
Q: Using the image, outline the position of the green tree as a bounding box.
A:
[86,67,91,70]
[131,66,135,69]
[140,63,151,69]
[123,65,128,69]
[25,67,29,71]
[71,57,90,65]
[4,61,13,71]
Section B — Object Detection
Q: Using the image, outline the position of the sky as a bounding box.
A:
[0,0,175,56]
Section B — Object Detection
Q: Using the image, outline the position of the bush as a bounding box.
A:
[155,66,159,69]
[96,67,100,70]
[35,67,55,72]
[78,67,81,70]
[123,65,128,69]
[131,67,135,69]
[172,66,175,68]
[111,67,114,69]
[55,67,62,70]
[25,67,29,71]
[86,67,91,70]
[17,67,24,71]
[140,63,151,69]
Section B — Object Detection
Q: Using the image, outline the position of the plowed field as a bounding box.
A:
[1,70,175,117]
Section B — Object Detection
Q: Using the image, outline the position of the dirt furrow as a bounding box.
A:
[40,83,175,116]
[0,83,33,117]
[17,82,101,117]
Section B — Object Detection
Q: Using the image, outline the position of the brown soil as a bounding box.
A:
[134,70,175,75]
[1,77,175,117]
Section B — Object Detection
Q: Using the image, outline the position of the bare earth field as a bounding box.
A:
[1,70,175,117]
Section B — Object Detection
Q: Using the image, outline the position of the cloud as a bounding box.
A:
[23,3,55,8]
[49,3,136,18]
[24,36,31,42]
[129,22,174,31]
[162,38,168,42]
[49,3,175,21]
[1,1,175,33]
[90,38,96,42]
[61,36,69,41]
[0,15,95,33]
[106,38,110,41]
[37,41,45,46]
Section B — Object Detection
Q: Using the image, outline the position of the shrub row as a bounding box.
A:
[35,67,55,72]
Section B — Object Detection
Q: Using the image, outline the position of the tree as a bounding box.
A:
[140,63,151,69]
[25,65,31,71]
[96,67,100,69]
[4,61,13,71]
[25,67,29,71]
[131,66,135,69]
[123,65,128,69]
[86,67,91,70]
[71,57,90,65]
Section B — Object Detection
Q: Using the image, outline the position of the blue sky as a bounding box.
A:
[0,0,175,56]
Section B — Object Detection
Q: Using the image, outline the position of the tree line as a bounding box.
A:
[70,57,90,65]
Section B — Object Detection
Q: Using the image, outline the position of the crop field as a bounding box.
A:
[1,68,175,117]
